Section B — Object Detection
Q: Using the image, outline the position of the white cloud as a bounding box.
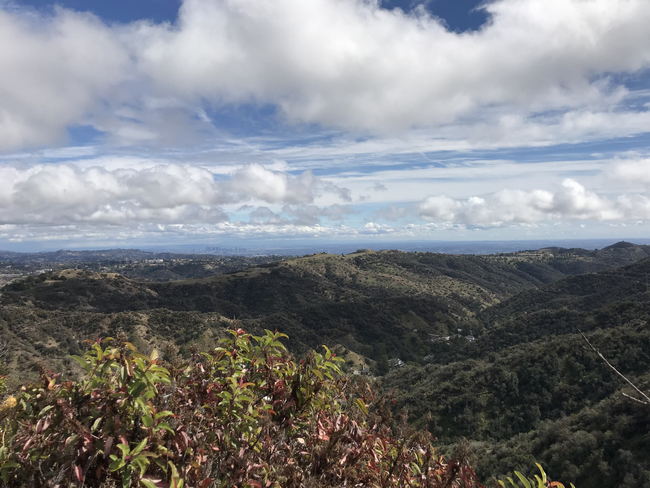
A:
[3,0,650,244]
[134,0,650,133]
[246,203,352,225]
[418,179,650,227]
[0,163,349,226]
[0,7,129,150]
[609,158,650,185]
[228,165,316,204]
[362,222,395,234]
[3,0,650,150]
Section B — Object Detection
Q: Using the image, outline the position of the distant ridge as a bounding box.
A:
[603,240,637,249]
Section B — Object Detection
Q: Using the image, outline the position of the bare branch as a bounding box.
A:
[579,330,650,406]
[621,392,650,406]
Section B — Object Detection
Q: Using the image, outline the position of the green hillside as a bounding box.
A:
[1,244,649,486]
[383,257,650,486]
[3,245,649,378]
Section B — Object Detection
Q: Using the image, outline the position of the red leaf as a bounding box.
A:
[73,464,83,482]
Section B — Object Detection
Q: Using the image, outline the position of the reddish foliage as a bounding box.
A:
[0,330,484,487]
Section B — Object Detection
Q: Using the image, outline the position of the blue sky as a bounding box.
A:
[1,0,650,250]
[15,1,489,30]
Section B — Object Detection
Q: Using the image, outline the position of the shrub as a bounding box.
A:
[497,464,575,488]
[0,329,484,487]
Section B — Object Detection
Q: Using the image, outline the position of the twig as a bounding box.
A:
[622,392,650,405]
[578,329,650,406]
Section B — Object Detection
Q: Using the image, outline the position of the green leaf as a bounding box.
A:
[117,443,130,459]
[131,437,149,457]
[514,471,532,488]
[132,454,152,476]
[140,480,160,488]
[535,463,547,484]
[154,411,174,420]
[38,405,54,417]
[91,416,103,432]
[156,422,174,434]
[70,355,90,370]
[109,457,126,472]
[355,398,368,415]
[168,461,184,488]
[92,343,104,361]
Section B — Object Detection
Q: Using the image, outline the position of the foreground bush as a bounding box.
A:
[497,464,575,488]
[0,329,486,487]
[0,329,573,487]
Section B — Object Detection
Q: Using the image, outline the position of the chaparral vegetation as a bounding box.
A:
[0,329,569,487]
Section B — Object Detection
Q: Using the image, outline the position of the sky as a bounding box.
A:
[1,0,650,250]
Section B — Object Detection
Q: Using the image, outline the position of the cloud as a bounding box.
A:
[418,179,650,227]
[283,203,353,225]
[0,7,129,150]
[3,0,650,150]
[0,221,361,243]
[248,206,284,225]
[0,163,349,226]
[376,205,413,221]
[362,222,395,235]
[247,203,353,225]
[609,158,650,185]
[134,0,650,133]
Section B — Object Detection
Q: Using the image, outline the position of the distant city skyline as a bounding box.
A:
[1,0,650,250]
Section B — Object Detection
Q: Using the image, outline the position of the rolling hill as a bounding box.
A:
[383,256,650,487]
[1,243,650,485]
[3,243,650,376]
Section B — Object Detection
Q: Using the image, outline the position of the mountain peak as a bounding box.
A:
[603,241,637,250]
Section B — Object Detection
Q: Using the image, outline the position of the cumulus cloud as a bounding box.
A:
[418,179,650,227]
[609,158,650,185]
[133,0,650,133]
[3,0,650,149]
[0,163,350,226]
[0,7,129,150]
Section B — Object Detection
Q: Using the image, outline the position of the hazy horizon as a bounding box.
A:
[4,237,650,256]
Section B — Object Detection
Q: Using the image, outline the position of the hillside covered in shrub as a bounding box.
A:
[385,258,650,487]
[2,244,649,380]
